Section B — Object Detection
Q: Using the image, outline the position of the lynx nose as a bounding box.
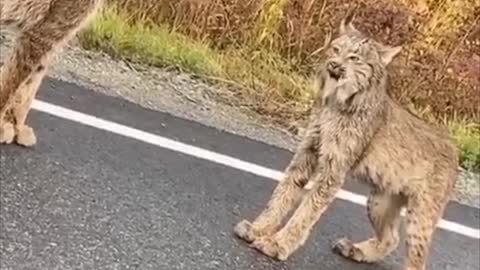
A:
[327,60,344,79]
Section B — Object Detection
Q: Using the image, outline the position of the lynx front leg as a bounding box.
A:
[0,121,15,144]
[333,190,406,263]
[0,0,100,132]
[0,34,46,127]
[13,95,37,147]
[249,126,373,261]
[11,64,49,147]
[234,132,320,243]
[251,171,345,260]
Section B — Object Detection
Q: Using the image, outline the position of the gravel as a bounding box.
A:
[1,29,478,208]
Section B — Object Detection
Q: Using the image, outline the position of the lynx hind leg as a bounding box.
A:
[234,133,319,243]
[334,191,406,263]
[403,191,450,270]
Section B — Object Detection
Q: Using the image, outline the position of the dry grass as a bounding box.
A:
[78,0,480,171]
[101,0,479,119]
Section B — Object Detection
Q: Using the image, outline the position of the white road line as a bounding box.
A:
[31,99,480,240]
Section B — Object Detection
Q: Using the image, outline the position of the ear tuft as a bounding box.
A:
[339,8,358,35]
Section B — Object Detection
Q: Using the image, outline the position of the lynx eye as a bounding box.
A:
[348,55,360,62]
[331,46,340,54]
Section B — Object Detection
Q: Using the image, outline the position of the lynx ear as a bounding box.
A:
[339,9,358,35]
[378,45,402,65]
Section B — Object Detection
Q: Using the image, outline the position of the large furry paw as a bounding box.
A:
[251,235,290,261]
[0,122,15,144]
[15,125,37,147]
[234,220,267,243]
[332,238,367,262]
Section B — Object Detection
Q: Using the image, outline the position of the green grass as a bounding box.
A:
[79,7,224,76]
[79,6,480,173]
[449,122,480,172]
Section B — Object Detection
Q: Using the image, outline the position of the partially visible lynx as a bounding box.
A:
[234,12,458,270]
[0,0,103,146]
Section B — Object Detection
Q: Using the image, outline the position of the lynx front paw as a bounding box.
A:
[15,126,37,147]
[251,236,290,261]
[332,238,366,262]
[0,123,15,144]
[234,220,259,243]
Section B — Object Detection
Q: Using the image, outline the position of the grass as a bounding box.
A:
[448,122,480,172]
[80,6,314,118]
[78,4,480,172]
[79,7,224,76]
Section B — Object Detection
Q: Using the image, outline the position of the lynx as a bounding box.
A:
[0,0,103,146]
[234,12,458,270]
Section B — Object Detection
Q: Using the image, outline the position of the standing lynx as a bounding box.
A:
[234,12,458,270]
[0,0,103,146]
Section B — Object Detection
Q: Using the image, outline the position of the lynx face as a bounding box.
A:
[319,15,402,106]
[325,34,376,88]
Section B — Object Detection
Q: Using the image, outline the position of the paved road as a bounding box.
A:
[1,78,479,270]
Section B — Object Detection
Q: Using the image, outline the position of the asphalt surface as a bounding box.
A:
[1,78,479,270]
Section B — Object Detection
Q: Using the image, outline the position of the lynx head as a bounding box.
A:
[319,12,402,107]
